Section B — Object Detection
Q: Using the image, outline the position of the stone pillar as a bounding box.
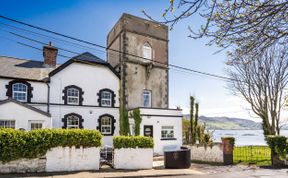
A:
[221,137,234,165]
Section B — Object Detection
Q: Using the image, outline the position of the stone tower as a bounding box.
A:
[107,13,168,109]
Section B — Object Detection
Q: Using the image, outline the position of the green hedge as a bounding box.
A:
[0,129,102,163]
[266,135,288,159]
[113,136,154,149]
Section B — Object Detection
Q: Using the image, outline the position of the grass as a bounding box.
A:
[233,146,271,166]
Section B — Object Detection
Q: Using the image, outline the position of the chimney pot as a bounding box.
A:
[43,42,58,67]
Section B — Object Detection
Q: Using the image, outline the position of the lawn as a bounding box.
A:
[233,146,271,166]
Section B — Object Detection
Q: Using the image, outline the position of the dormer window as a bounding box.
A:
[97,89,116,107]
[12,83,28,102]
[6,79,33,103]
[62,85,84,105]
[143,42,152,60]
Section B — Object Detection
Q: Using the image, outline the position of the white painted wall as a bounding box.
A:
[137,108,183,155]
[0,79,48,104]
[114,148,153,169]
[0,101,51,130]
[49,62,119,106]
[33,104,119,146]
[45,146,100,172]
[189,144,224,163]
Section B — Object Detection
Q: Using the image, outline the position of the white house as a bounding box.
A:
[0,49,120,146]
[0,13,182,154]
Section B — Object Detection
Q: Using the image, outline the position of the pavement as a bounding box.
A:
[1,160,288,178]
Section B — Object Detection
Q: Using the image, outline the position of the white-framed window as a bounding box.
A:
[67,115,80,129]
[67,87,79,105]
[100,116,112,135]
[101,91,112,107]
[161,126,174,139]
[143,42,152,60]
[0,120,15,128]
[143,90,152,107]
[29,121,43,130]
[12,83,27,102]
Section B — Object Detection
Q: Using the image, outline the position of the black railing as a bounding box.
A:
[233,146,271,166]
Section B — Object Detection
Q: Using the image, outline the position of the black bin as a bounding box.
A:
[164,146,191,169]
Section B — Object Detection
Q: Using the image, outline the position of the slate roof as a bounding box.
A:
[0,56,57,81]
[49,52,120,78]
[0,99,51,117]
[72,52,107,64]
[0,52,119,81]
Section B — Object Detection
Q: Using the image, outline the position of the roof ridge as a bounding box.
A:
[0,55,42,63]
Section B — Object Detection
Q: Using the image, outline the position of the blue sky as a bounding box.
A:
[0,0,255,119]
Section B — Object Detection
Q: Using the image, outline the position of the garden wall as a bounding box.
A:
[189,143,224,163]
[114,148,153,169]
[46,146,100,172]
[0,158,46,173]
[0,146,100,173]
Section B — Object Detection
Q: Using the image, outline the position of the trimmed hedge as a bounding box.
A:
[113,136,154,149]
[0,129,102,163]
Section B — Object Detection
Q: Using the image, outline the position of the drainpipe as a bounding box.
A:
[43,77,50,113]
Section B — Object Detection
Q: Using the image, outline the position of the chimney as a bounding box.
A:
[43,42,58,67]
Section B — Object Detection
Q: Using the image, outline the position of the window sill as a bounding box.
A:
[161,138,177,141]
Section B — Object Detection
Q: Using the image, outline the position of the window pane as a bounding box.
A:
[67,115,79,129]
[101,91,112,107]
[143,43,152,60]
[12,83,27,102]
[67,88,79,104]
[31,123,42,130]
[0,120,15,128]
[143,90,151,107]
[101,116,112,134]
[161,126,174,138]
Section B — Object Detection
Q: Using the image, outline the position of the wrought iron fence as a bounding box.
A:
[233,146,271,166]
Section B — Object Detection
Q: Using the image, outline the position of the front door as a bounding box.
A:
[144,125,153,137]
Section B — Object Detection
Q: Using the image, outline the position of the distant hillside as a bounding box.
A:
[183,115,262,130]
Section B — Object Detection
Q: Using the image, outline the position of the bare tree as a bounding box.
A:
[143,0,288,57]
[227,44,288,135]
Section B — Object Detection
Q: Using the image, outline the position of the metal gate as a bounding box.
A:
[100,146,114,168]
[233,146,271,165]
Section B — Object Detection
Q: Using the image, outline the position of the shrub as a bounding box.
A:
[130,108,142,136]
[266,135,288,159]
[113,136,154,149]
[0,129,102,163]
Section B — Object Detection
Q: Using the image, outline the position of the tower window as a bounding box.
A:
[143,42,152,60]
[143,90,152,107]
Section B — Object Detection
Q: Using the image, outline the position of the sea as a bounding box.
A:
[212,130,288,146]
